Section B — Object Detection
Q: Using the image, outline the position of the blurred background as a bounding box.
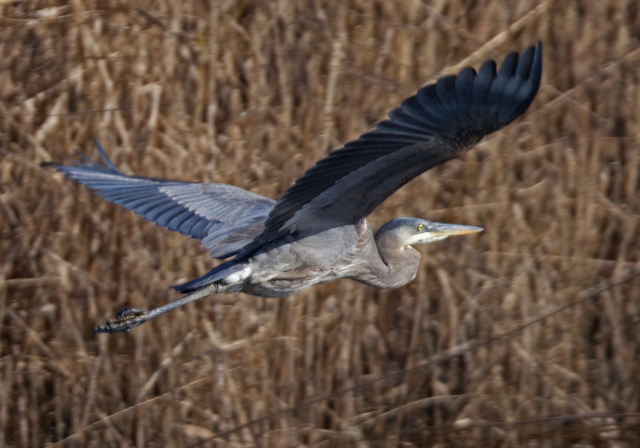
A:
[2,0,640,446]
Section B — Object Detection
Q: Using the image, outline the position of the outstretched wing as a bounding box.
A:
[44,141,274,259]
[252,42,542,246]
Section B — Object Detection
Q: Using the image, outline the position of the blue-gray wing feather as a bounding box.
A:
[45,141,274,259]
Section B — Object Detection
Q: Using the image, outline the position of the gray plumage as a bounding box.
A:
[44,42,542,332]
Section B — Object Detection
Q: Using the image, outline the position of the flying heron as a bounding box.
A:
[45,42,542,333]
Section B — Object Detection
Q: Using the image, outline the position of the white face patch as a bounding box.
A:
[409,232,447,245]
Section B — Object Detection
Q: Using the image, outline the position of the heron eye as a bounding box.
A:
[417,224,424,231]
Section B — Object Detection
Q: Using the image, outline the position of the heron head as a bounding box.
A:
[376,217,483,246]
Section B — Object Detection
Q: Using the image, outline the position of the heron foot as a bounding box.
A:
[94,308,151,333]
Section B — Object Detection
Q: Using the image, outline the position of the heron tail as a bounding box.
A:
[173,260,246,294]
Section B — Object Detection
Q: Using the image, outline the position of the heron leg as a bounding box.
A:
[94,283,220,333]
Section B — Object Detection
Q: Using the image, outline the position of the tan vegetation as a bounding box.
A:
[2,0,640,446]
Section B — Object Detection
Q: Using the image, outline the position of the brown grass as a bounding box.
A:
[2,0,640,446]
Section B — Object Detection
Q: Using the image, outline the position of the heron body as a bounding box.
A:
[45,42,542,332]
[204,217,482,298]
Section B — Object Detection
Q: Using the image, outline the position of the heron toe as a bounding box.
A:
[95,308,151,333]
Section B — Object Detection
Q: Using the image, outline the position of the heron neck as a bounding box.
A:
[359,234,421,289]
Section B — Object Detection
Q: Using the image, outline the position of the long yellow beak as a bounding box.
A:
[429,222,484,236]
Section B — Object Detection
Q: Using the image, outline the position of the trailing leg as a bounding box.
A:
[94,283,220,333]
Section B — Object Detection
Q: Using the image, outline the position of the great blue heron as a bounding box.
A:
[45,42,542,333]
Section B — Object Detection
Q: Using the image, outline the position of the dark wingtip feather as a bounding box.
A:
[493,41,542,126]
[498,51,519,77]
[94,139,119,171]
[42,140,119,174]
[411,41,542,147]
